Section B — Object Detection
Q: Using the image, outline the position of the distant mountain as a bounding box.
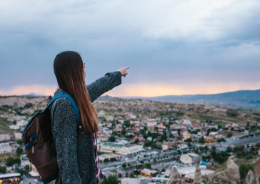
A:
[19,93,46,97]
[122,89,260,108]
[99,95,124,101]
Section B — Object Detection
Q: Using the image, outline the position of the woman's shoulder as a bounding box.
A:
[50,97,73,112]
[50,97,76,123]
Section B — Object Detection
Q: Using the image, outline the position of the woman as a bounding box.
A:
[50,51,129,184]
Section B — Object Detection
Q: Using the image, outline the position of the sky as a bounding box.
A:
[0,0,260,97]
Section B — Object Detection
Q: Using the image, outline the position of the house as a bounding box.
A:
[106,116,114,121]
[14,132,22,140]
[0,142,12,154]
[130,120,140,125]
[147,119,157,127]
[97,131,109,142]
[182,131,191,140]
[162,141,174,151]
[0,133,11,142]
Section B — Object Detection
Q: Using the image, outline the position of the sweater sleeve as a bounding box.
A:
[51,98,82,184]
[86,71,122,102]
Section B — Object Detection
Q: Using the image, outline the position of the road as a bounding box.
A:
[216,136,260,147]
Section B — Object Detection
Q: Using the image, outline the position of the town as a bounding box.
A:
[1,96,260,183]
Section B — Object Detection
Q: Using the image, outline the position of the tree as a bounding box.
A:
[6,157,21,166]
[109,135,116,142]
[24,165,29,172]
[134,139,139,144]
[217,138,226,143]
[227,133,233,138]
[101,175,120,184]
[0,166,6,173]
[17,139,23,146]
[239,163,254,179]
[199,136,205,144]
[16,147,23,156]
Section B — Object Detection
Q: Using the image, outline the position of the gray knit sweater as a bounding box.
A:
[50,71,122,184]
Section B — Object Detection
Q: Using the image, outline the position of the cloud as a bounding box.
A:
[0,0,260,96]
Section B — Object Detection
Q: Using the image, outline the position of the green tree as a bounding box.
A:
[24,165,29,172]
[101,175,120,184]
[0,166,6,173]
[109,136,116,142]
[17,139,23,146]
[16,147,23,156]
[6,157,21,166]
[227,133,233,138]
[239,164,254,179]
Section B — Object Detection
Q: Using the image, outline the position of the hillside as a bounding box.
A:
[1,95,260,133]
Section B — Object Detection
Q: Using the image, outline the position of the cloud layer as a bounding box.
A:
[0,0,260,96]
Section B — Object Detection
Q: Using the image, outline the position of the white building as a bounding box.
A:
[0,142,12,154]
[14,132,22,140]
[147,119,157,127]
[9,125,20,130]
[106,116,114,121]
[16,119,27,127]
[180,153,201,165]
[98,110,106,117]
[0,133,11,142]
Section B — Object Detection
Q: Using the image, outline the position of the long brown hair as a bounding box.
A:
[53,51,98,134]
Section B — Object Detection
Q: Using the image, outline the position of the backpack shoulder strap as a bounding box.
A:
[44,91,84,134]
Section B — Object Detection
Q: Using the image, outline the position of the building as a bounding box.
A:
[140,168,158,177]
[0,173,21,184]
[180,153,201,165]
[147,119,157,127]
[99,142,143,156]
[13,132,22,140]
[0,133,11,142]
[162,141,174,151]
[0,142,12,154]
[182,131,191,140]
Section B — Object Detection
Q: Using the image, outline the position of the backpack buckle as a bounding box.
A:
[79,125,85,134]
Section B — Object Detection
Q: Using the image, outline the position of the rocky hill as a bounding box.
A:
[120,89,260,109]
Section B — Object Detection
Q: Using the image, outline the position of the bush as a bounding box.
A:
[101,174,120,184]
[239,164,254,179]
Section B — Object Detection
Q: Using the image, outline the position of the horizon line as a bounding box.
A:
[1,88,259,98]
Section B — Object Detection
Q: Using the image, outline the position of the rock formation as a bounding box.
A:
[193,164,202,184]
[203,156,240,184]
[168,166,182,184]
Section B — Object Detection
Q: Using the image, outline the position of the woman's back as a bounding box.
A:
[50,88,96,184]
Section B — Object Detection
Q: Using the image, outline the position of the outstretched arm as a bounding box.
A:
[87,71,122,102]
